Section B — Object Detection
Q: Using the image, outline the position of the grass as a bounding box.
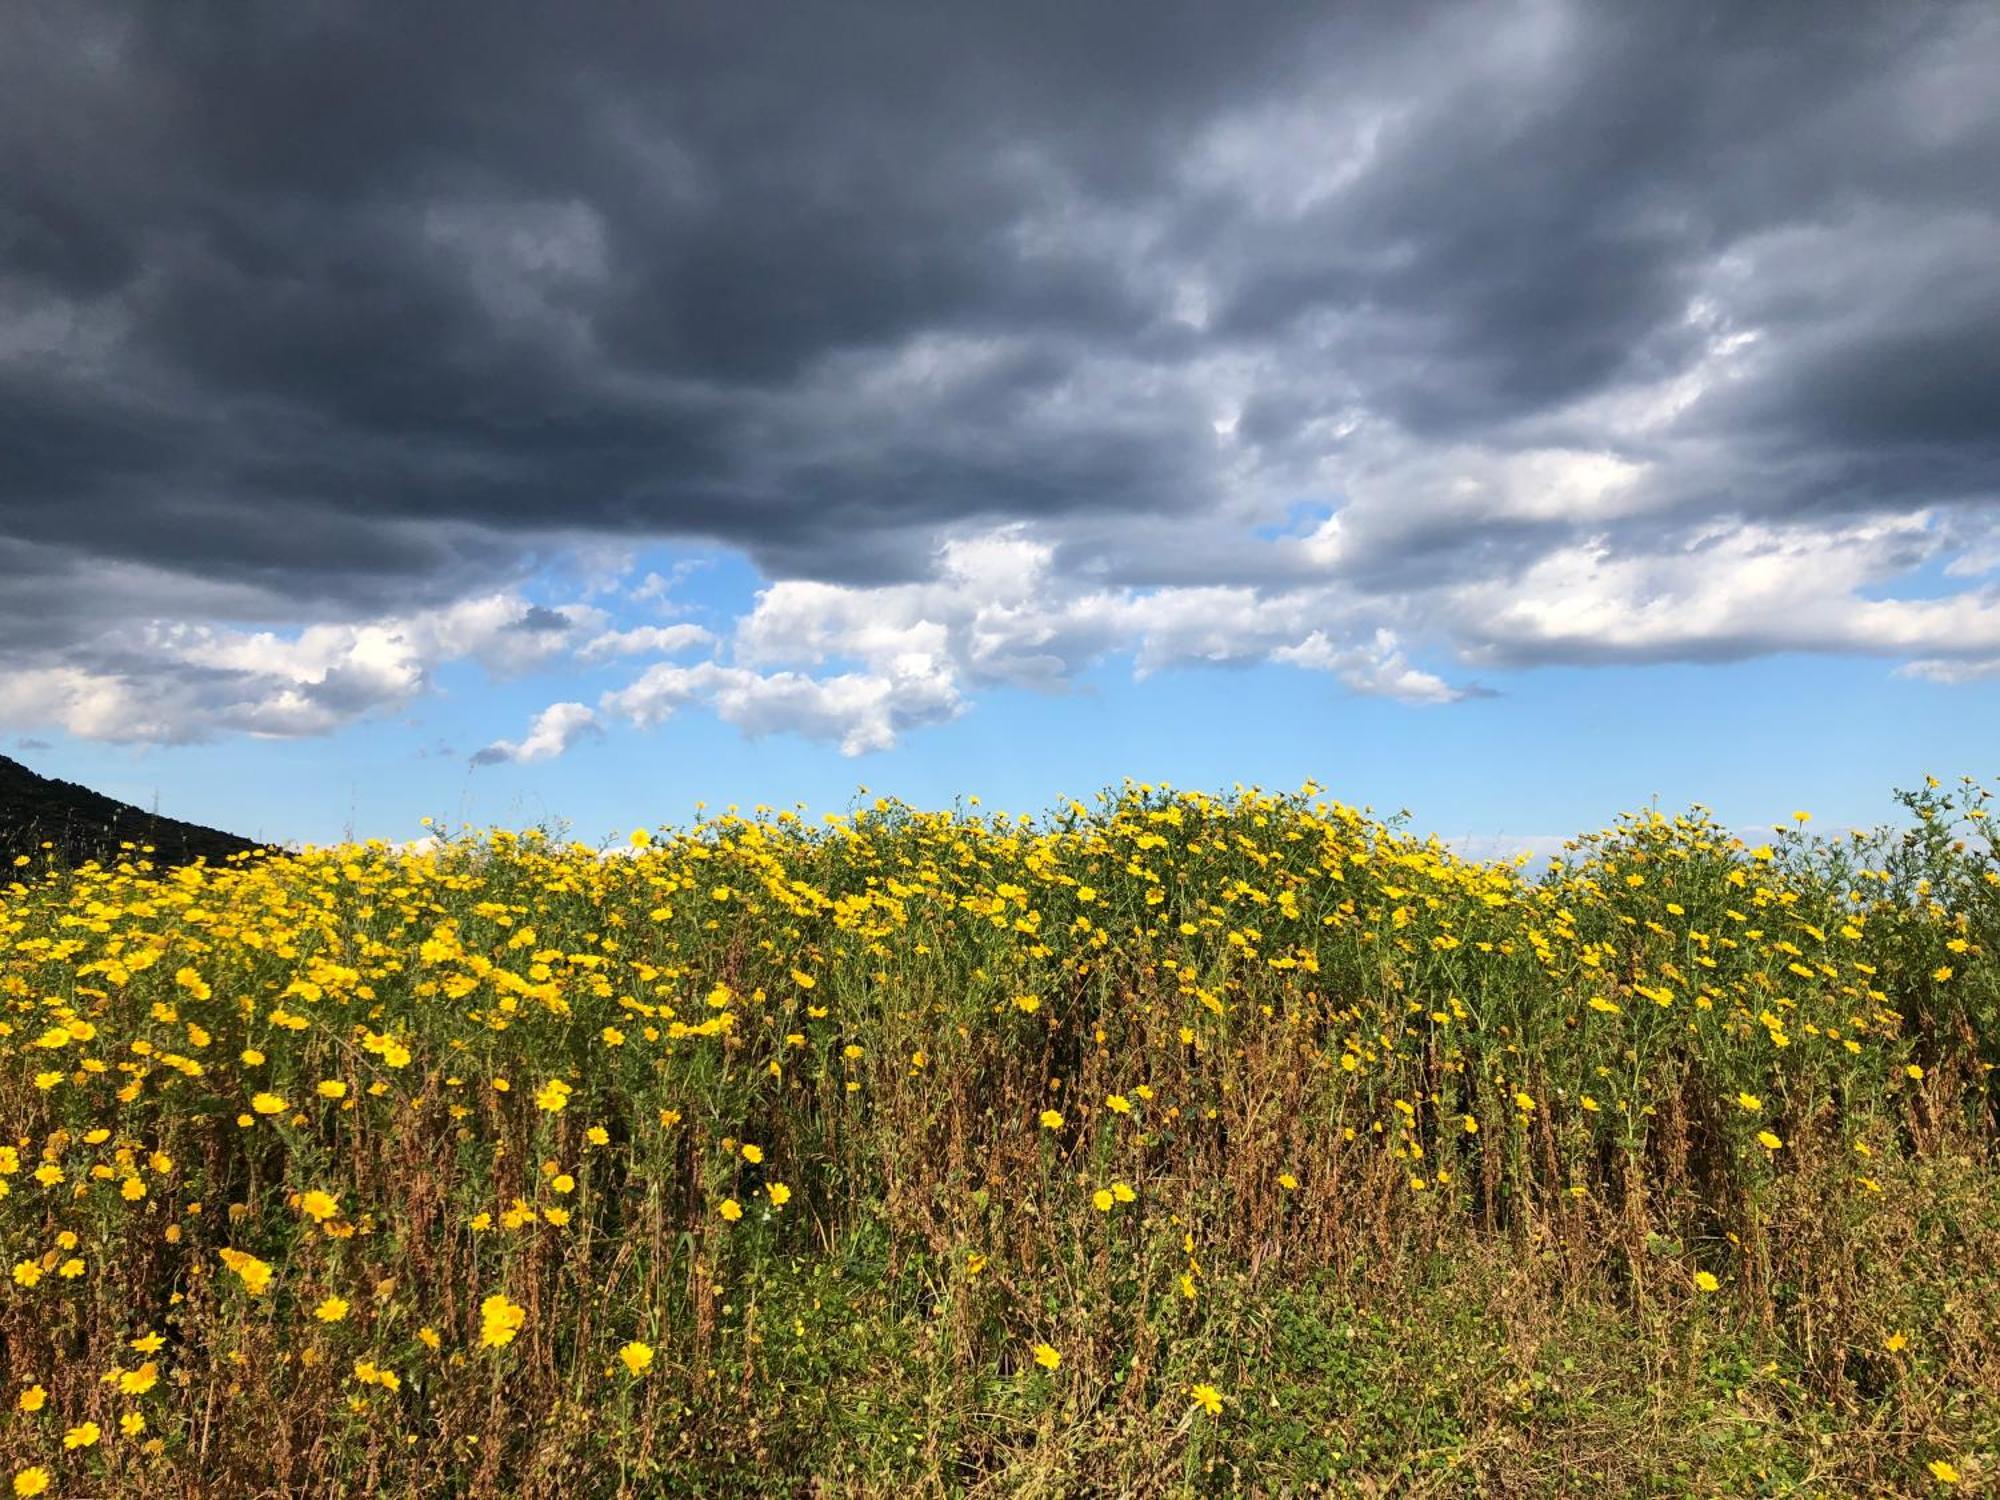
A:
[1,777,1996,1495]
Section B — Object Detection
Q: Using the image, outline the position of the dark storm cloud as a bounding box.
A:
[1,1,1317,594]
[1180,3,2000,514]
[0,0,1995,653]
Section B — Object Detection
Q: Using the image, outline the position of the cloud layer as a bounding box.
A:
[2,0,1996,753]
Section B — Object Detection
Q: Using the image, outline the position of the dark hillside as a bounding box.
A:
[0,753,266,869]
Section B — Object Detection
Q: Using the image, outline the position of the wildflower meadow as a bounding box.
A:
[2,779,1996,1496]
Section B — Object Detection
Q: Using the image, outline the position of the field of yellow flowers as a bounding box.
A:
[3,778,1997,1496]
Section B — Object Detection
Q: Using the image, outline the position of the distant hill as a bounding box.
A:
[0,753,267,871]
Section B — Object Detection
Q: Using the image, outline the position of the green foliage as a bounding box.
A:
[0,779,1996,1494]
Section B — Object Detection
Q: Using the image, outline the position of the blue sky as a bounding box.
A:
[3,3,1997,849]
[26,540,1998,851]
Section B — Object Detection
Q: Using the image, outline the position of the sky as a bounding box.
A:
[2,0,1997,850]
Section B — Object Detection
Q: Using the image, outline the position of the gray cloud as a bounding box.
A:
[1,0,1997,747]
[1,3,1318,592]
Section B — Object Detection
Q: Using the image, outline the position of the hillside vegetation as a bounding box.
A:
[0,754,263,871]
[2,780,1996,1496]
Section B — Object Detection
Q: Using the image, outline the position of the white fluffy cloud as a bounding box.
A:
[1450,514,2000,667]
[1273,631,1466,704]
[1897,657,2000,685]
[0,593,600,745]
[576,623,715,662]
[426,488,2000,767]
[471,701,601,766]
[738,528,1471,698]
[482,526,1462,763]
[8,498,1997,765]
[603,659,961,757]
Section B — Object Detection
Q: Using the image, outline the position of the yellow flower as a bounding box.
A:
[767,1182,791,1207]
[1513,1091,1536,1112]
[317,1080,348,1099]
[965,1252,987,1276]
[1756,1131,1783,1151]
[1278,1172,1299,1191]
[1190,1382,1224,1416]
[1884,1331,1908,1352]
[740,1144,764,1164]
[1039,1109,1063,1129]
[352,1358,400,1392]
[218,1248,274,1295]
[1092,1188,1114,1213]
[1032,1342,1061,1371]
[533,1079,572,1112]
[618,1340,654,1376]
[18,1385,46,1413]
[315,1297,350,1323]
[1736,1092,1761,1111]
[300,1190,339,1223]
[120,1411,147,1437]
[1105,1094,1133,1115]
[479,1293,526,1349]
[250,1092,287,1116]
[629,828,651,847]
[1694,1271,1720,1293]
[11,1261,41,1288]
[719,1198,743,1221]
[13,1469,52,1498]
[1013,994,1041,1013]
[117,1362,158,1395]
[1905,1064,1925,1081]
[130,1332,165,1354]
[64,1420,101,1449]
[1111,1181,1136,1203]
[1928,1459,1960,1485]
